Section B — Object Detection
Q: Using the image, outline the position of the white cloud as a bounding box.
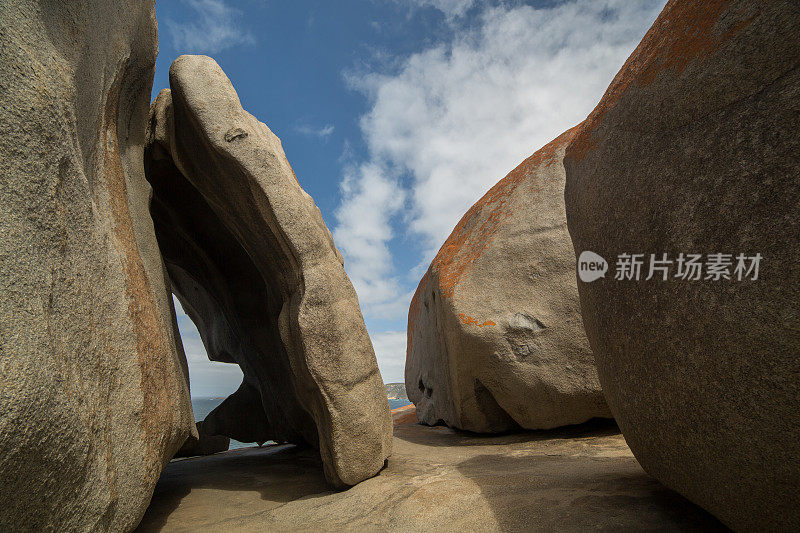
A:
[405,0,476,19]
[335,0,665,321]
[165,0,255,54]
[370,330,408,384]
[333,160,408,319]
[295,123,335,141]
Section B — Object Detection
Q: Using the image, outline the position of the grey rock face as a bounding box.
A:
[406,128,610,433]
[175,422,230,458]
[0,1,195,530]
[145,55,393,487]
[564,0,800,529]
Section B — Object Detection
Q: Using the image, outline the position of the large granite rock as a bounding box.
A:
[145,55,393,487]
[406,128,610,433]
[0,1,195,530]
[564,0,800,530]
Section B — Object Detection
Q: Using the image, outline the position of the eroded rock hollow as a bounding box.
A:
[406,127,611,433]
[145,55,393,487]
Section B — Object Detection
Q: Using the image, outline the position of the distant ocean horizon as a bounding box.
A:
[387,398,411,410]
[190,396,412,451]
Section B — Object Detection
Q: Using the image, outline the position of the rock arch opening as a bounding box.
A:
[147,147,317,448]
[170,294,243,456]
[142,55,391,487]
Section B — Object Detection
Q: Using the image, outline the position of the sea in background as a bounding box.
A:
[191,397,412,451]
[388,398,411,410]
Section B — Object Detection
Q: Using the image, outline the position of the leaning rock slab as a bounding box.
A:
[0,1,195,531]
[406,127,610,433]
[145,55,393,487]
[564,0,800,529]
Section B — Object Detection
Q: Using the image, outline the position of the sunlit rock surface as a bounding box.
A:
[137,422,724,532]
[0,2,196,530]
[145,55,392,487]
[406,128,610,433]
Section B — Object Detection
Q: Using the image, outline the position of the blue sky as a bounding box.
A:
[154,0,666,397]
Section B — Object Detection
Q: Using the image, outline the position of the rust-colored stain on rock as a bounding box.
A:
[458,314,495,328]
[102,71,175,482]
[408,127,579,355]
[406,126,579,377]
[391,404,419,426]
[427,126,578,301]
[569,0,755,162]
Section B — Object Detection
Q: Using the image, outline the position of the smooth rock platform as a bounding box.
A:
[137,421,724,532]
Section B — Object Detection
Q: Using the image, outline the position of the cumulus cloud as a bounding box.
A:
[405,0,477,19]
[370,330,408,383]
[335,0,665,322]
[334,158,409,319]
[165,0,255,54]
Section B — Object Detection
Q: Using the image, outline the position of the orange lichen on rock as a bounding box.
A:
[102,74,179,481]
[428,125,580,301]
[458,314,495,328]
[391,404,418,426]
[569,0,755,161]
[405,121,609,433]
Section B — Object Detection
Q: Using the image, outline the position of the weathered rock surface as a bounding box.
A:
[564,1,800,530]
[406,128,610,433]
[0,1,195,530]
[175,422,230,458]
[391,404,418,426]
[137,422,724,532]
[145,55,393,487]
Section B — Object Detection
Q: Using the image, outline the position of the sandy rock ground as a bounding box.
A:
[137,420,724,532]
